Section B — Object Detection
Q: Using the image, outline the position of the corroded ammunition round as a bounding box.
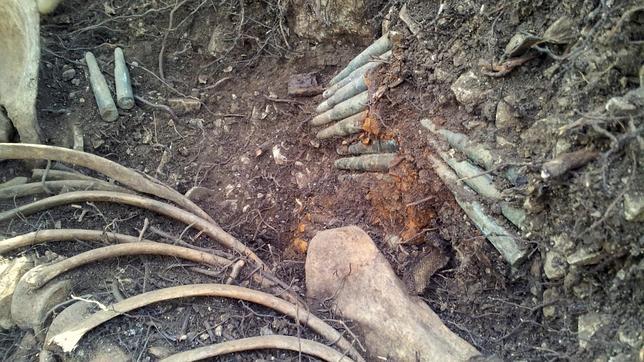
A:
[334,153,396,172]
[114,48,134,110]
[316,111,367,139]
[311,91,369,126]
[329,33,392,86]
[85,52,118,122]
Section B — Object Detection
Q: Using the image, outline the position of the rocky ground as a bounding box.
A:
[0,0,642,361]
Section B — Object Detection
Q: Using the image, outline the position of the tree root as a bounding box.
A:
[23,242,231,289]
[0,180,133,199]
[47,284,364,362]
[160,335,354,362]
[0,143,214,223]
[0,191,265,269]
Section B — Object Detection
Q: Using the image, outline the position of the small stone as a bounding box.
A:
[71,78,81,86]
[520,116,566,144]
[495,100,519,128]
[148,346,172,359]
[91,136,105,150]
[480,100,497,121]
[617,322,641,348]
[623,192,643,222]
[504,33,542,57]
[294,171,311,189]
[608,353,635,362]
[207,26,227,55]
[578,312,610,349]
[88,341,129,362]
[567,247,603,266]
[11,277,72,331]
[0,256,34,330]
[551,234,575,254]
[555,138,572,156]
[450,70,490,107]
[573,281,595,299]
[288,73,322,97]
[259,325,273,336]
[544,250,567,280]
[496,135,516,147]
[605,96,636,114]
[434,68,451,83]
[214,325,223,337]
[272,145,287,165]
[384,234,402,249]
[542,287,559,319]
[184,186,215,203]
[62,68,76,81]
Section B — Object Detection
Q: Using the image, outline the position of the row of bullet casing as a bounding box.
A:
[85,48,134,122]
[311,33,400,173]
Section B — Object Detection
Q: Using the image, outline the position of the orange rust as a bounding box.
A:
[364,159,436,241]
[362,113,381,136]
[292,238,309,254]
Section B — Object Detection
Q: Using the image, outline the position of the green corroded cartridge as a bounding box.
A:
[114,48,134,110]
[85,52,118,122]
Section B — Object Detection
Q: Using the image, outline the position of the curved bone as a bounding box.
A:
[46,284,364,362]
[0,144,214,223]
[161,335,354,362]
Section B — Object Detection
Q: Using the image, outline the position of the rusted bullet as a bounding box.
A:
[329,33,393,86]
[85,52,118,122]
[323,51,391,99]
[428,154,526,265]
[316,111,367,139]
[338,139,399,155]
[421,118,524,185]
[442,155,503,200]
[317,73,368,113]
[334,153,396,172]
[114,48,134,109]
[310,91,369,126]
